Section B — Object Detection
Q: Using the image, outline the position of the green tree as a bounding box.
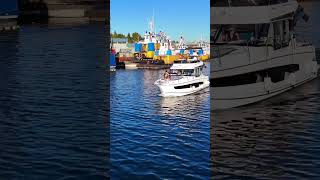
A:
[112,31,117,38]
[132,32,142,42]
[127,33,132,43]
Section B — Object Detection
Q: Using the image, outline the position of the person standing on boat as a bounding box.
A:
[230,28,239,41]
[222,28,231,42]
[164,70,170,80]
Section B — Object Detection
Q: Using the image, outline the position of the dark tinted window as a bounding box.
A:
[211,0,289,7]
[211,64,299,87]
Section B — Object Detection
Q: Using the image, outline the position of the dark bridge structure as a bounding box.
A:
[18,0,107,23]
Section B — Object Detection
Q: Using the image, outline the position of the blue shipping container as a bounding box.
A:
[148,43,155,51]
[135,43,142,52]
[110,54,116,66]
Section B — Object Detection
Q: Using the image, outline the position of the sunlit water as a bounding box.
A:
[211,1,320,179]
[110,63,211,179]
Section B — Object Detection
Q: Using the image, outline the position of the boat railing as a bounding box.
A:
[211,43,252,65]
[212,0,290,7]
[294,25,314,46]
[155,75,202,85]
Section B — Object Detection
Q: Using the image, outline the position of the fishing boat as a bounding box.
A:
[175,36,188,55]
[154,58,210,97]
[211,0,319,110]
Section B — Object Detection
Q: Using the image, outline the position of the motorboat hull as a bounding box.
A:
[156,76,210,97]
[110,66,116,72]
[211,63,319,110]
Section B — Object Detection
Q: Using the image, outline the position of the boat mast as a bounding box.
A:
[153,8,156,35]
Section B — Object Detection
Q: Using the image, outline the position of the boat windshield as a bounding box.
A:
[173,59,201,63]
[189,56,199,60]
[170,69,194,76]
[212,24,270,46]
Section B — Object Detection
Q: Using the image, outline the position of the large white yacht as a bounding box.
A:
[211,0,319,109]
[155,59,210,97]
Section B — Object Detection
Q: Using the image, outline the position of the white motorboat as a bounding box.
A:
[154,59,210,97]
[210,0,319,110]
[110,66,116,72]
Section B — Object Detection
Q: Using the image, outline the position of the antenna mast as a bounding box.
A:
[153,8,156,34]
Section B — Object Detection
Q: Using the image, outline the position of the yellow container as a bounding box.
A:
[201,54,210,61]
[155,43,160,50]
[164,56,169,64]
[146,51,154,59]
[164,55,177,64]
[153,55,160,60]
[142,44,147,52]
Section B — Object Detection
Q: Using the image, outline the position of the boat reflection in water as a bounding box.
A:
[159,88,210,117]
[48,18,89,26]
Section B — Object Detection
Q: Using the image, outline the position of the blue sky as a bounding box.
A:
[111,0,210,42]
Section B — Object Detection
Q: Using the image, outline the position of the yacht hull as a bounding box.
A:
[156,76,210,97]
[211,68,318,110]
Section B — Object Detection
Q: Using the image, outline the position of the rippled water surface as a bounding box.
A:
[211,1,320,179]
[110,65,211,179]
[0,24,108,179]
[211,78,320,179]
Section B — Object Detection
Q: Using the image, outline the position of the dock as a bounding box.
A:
[136,63,171,70]
[18,0,107,23]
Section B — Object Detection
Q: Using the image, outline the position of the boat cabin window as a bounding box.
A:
[212,24,270,46]
[273,20,291,50]
[210,64,299,87]
[194,67,202,77]
[170,69,194,76]
[174,82,204,89]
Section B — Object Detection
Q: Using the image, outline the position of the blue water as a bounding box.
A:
[211,78,320,179]
[110,67,211,179]
[0,23,109,179]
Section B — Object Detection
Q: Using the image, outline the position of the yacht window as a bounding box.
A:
[174,82,204,89]
[170,69,194,76]
[273,20,290,49]
[195,68,200,77]
[212,24,270,46]
[257,24,270,43]
[283,20,290,46]
[273,21,283,49]
[211,64,299,87]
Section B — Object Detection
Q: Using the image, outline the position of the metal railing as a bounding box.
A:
[155,75,206,85]
[212,0,289,7]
